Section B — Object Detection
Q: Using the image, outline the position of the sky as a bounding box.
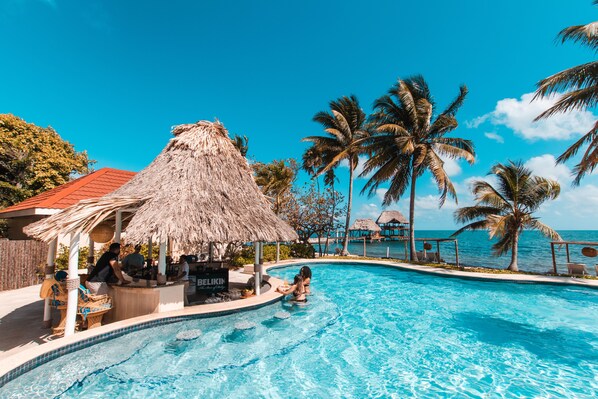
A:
[1,0,597,230]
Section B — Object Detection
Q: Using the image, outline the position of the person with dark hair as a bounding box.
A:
[86,243,129,295]
[276,274,306,302]
[122,244,145,276]
[299,266,312,295]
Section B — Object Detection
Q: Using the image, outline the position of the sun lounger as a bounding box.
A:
[566,263,589,276]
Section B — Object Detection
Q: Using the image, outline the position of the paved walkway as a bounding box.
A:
[0,284,58,360]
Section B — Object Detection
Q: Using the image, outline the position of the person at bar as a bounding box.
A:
[122,244,145,276]
[86,243,130,295]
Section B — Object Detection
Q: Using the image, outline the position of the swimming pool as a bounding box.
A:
[2,262,597,398]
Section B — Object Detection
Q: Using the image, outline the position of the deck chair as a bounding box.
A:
[567,263,588,276]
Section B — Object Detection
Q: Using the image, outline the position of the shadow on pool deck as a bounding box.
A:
[0,300,59,359]
[454,312,598,366]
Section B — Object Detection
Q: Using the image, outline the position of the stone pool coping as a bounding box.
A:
[2,258,597,387]
[0,276,286,387]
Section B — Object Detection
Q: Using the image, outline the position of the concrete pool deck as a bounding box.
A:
[1,258,597,384]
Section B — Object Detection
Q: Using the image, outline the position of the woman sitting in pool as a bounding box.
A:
[276,274,307,302]
[299,266,312,295]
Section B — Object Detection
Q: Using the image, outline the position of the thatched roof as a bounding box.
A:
[25,121,298,246]
[376,210,408,225]
[349,219,381,232]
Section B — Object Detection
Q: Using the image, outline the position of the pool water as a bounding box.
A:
[3,263,598,398]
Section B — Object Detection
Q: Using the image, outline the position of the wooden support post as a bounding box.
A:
[551,242,557,274]
[436,241,440,263]
[404,240,408,260]
[363,237,366,257]
[566,244,570,263]
[455,240,460,268]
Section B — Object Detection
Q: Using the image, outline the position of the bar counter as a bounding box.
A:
[109,281,186,322]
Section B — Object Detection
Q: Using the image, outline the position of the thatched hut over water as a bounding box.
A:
[348,219,381,240]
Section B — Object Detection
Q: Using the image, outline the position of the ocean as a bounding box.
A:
[319,230,598,274]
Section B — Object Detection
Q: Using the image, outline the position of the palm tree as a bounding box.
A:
[452,161,562,272]
[231,135,249,157]
[534,1,598,184]
[253,159,297,215]
[363,76,475,261]
[303,95,370,255]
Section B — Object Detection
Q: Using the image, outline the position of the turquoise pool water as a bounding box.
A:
[3,262,598,398]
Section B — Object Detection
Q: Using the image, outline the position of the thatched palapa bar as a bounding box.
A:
[25,120,298,336]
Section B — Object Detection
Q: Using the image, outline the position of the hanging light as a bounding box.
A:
[90,222,114,243]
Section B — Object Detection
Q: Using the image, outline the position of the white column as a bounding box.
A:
[65,233,80,337]
[114,211,122,243]
[275,242,280,263]
[253,242,261,295]
[43,238,58,328]
[158,239,167,276]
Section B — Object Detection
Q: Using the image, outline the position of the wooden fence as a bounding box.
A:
[0,239,48,291]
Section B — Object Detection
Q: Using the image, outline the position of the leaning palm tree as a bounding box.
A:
[363,76,475,261]
[452,161,562,272]
[534,1,598,184]
[303,95,370,255]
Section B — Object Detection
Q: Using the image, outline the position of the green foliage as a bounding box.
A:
[0,114,93,208]
[290,243,315,259]
[231,244,293,266]
[55,244,92,271]
[253,159,298,215]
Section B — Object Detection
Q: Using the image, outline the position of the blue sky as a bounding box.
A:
[1,0,597,229]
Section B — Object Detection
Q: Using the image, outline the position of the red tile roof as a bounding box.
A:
[0,168,136,216]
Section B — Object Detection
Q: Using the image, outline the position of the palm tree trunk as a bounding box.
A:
[409,170,418,261]
[507,232,519,271]
[341,160,354,256]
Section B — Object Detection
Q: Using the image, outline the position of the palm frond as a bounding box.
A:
[526,219,563,241]
[537,86,598,118]
[558,21,598,50]
[451,219,490,237]
[441,85,468,116]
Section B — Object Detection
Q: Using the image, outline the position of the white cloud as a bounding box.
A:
[468,92,595,141]
[524,154,572,184]
[375,188,388,202]
[561,184,598,216]
[442,157,462,177]
[484,132,504,143]
[354,203,381,220]
[339,155,373,179]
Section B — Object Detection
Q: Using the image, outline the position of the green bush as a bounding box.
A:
[55,244,91,270]
[231,244,293,266]
[290,243,315,259]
